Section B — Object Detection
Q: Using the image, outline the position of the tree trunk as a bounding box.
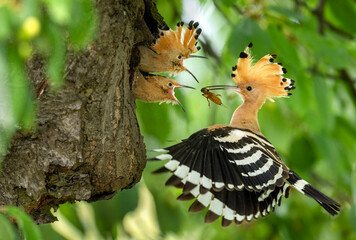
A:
[0,0,165,224]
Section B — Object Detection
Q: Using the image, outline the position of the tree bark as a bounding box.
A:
[0,0,165,224]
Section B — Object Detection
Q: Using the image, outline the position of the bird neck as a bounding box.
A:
[138,46,171,73]
[229,97,265,135]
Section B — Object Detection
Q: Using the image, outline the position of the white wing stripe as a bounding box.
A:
[155,154,173,160]
[197,191,213,207]
[229,150,262,165]
[214,129,273,148]
[241,159,274,177]
[236,213,245,222]
[225,143,255,153]
[259,165,284,189]
[223,206,235,220]
[164,160,179,171]
[200,175,212,189]
[186,170,201,185]
[174,165,190,179]
[214,130,246,142]
[190,186,200,197]
[209,198,224,215]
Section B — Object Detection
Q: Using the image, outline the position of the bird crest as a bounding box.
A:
[151,20,201,59]
[232,43,295,99]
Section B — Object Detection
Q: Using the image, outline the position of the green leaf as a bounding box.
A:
[22,0,39,18]
[44,22,66,89]
[267,24,311,119]
[68,0,97,50]
[136,101,171,143]
[269,6,304,23]
[7,43,35,127]
[351,164,356,230]
[46,0,73,25]
[0,7,11,40]
[293,27,351,69]
[311,76,334,132]
[326,0,356,35]
[288,134,317,172]
[5,206,42,240]
[0,212,19,240]
[55,202,85,233]
[224,18,272,63]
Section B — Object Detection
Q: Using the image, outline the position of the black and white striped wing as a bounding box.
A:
[149,126,290,225]
[151,126,289,192]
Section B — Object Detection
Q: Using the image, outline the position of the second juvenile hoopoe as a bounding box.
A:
[138,21,204,82]
[148,43,340,226]
[133,73,194,112]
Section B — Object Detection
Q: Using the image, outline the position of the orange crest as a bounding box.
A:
[232,43,295,98]
[151,21,201,57]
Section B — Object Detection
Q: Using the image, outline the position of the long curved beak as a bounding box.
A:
[189,55,207,59]
[202,85,239,91]
[176,99,186,112]
[185,68,199,83]
[171,84,194,112]
[175,84,195,89]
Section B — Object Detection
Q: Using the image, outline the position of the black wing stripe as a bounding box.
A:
[216,146,236,190]
[153,127,289,193]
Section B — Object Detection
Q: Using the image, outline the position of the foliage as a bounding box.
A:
[1,0,356,239]
[0,206,42,240]
[0,0,97,165]
[132,0,356,239]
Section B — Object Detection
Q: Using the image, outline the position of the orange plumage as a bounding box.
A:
[232,43,295,100]
[152,21,201,57]
[138,21,203,82]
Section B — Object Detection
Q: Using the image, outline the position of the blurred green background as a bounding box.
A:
[1,0,356,239]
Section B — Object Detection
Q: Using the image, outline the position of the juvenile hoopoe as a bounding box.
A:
[133,73,194,112]
[138,21,204,82]
[149,43,340,226]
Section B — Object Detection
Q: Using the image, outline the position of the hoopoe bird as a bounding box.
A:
[138,20,205,83]
[148,43,340,226]
[133,73,194,112]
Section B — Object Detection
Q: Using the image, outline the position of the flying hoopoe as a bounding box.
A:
[133,73,194,112]
[138,20,205,83]
[148,43,340,226]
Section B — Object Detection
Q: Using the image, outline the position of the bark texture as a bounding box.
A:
[0,0,165,224]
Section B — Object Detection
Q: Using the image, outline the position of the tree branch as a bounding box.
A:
[0,0,163,224]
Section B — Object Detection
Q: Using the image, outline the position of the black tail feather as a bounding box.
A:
[287,170,340,215]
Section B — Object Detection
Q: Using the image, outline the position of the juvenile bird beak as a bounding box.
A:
[189,55,208,59]
[175,84,195,90]
[202,85,240,91]
[184,68,199,83]
[176,99,186,112]
[171,84,195,112]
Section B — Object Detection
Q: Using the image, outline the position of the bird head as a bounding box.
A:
[151,21,205,82]
[144,75,194,112]
[202,43,295,103]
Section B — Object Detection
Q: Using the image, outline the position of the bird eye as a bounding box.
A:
[177,55,182,60]
[247,86,253,91]
[168,82,173,87]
